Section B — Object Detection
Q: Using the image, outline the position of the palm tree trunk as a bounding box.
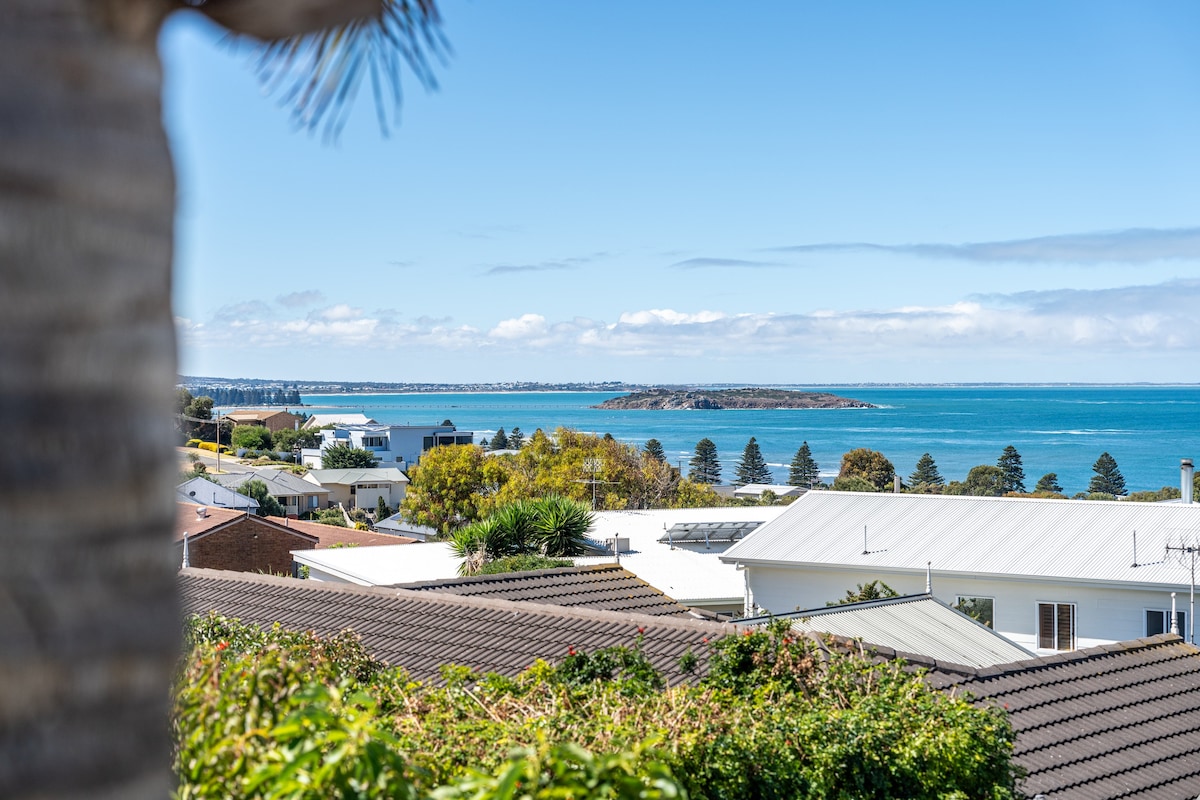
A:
[0,1,179,796]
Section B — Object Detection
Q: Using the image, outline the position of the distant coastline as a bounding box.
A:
[179,375,1200,397]
[594,388,875,411]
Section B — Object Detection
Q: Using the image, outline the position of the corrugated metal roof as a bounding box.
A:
[739,594,1032,668]
[721,491,1200,587]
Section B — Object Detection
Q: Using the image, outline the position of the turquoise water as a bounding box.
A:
[299,386,1200,496]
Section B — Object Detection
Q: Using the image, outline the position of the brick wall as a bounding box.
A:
[188,516,314,576]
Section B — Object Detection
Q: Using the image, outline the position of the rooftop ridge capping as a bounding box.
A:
[175,503,320,544]
[179,568,733,634]
[962,633,1193,678]
[737,592,937,624]
[390,563,625,589]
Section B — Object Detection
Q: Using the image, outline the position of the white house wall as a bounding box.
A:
[747,564,1193,654]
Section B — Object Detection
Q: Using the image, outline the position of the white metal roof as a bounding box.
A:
[292,542,460,586]
[576,507,788,605]
[303,468,410,486]
[721,491,1200,588]
[213,467,330,497]
[175,477,258,510]
[740,594,1033,668]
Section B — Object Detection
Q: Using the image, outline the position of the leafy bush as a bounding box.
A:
[476,555,572,575]
[175,616,1020,800]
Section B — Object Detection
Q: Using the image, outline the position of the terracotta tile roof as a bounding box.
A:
[264,516,417,548]
[175,502,316,545]
[933,635,1200,799]
[179,568,734,684]
[392,564,695,617]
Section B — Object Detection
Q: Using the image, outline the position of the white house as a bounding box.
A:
[302,467,410,511]
[175,477,258,512]
[720,490,1200,654]
[300,423,475,469]
[301,413,376,430]
[211,466,330,517]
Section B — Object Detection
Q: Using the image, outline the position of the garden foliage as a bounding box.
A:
[176,616,1020,799]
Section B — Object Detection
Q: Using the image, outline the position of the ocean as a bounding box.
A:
[297,385,1200,497]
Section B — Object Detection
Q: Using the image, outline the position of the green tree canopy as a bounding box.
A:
[643,438,666,462]
[996,445,1026,493]
[788,441,820,488]
[1035,472,1063,494]
[733,437,772,487]
[908,452,943,491]
[321,441,380,469]
[236,478,285,518]
[1089,452,1127,496]
[828,580,900,606]
[273,427,319,453]
[508,426,525,449]
[401,444,490,534]
[688,438,721,485]
[830,475,878,493]
[490,427,509,450]
[964,464,1005,496]
[838,448,895,492]
[230,425,273,451]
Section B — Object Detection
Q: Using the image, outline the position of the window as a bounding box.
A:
[362,436,386,448]
[422,436,434,450]
[955,596,995,628]
[308,496,318,509]
[1146,609,1186,637]
[1037,602,1075,651]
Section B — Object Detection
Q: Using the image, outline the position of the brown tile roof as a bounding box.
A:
[392,564,695,617]
[264,516,417,548]
[933,635,1200,800]
[179,568,734,684]
[175,503,317,545]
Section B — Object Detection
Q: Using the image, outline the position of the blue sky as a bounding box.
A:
[162,1,1200,384]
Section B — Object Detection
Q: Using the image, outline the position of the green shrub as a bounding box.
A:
[175,617,1020,800]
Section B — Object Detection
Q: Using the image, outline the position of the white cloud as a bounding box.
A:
[489,313,549,340]
[177,281,1200,372]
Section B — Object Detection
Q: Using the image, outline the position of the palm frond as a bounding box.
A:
[205,0,449,141]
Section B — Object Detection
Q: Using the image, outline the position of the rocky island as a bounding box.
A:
[593,388,876,410]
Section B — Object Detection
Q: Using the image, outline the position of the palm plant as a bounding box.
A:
[529,494,595,558]
[3,2,445,796]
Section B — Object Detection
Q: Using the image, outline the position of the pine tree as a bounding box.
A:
[734,437,772,486]
[508,427,525,449]
[996,445,1026,493]
[788,441,820,487]
[908,453,943,489]
[688,438,721,484]
[643,439,666,462]
[1089,452,1127,496]
[490,428,509,450]
[1035,472,1062,493]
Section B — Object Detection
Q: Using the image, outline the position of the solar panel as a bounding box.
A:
[658,521,762,544]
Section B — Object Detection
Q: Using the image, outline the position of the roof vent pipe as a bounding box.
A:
[893,475,900,493]
[925,561,932,594]
[1182,459,1194,504]
[1171,593,1179,635]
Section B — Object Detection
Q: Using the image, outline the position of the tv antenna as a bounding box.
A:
[1166,536,1200,644]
